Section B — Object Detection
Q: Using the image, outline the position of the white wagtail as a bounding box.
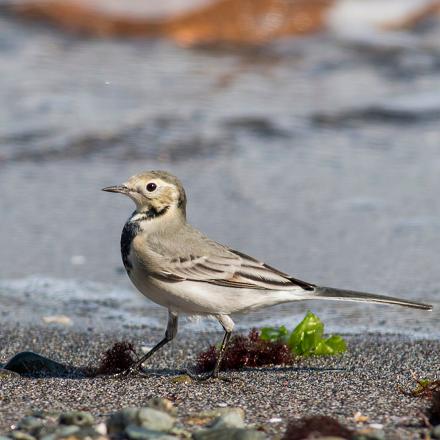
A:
[103,170,432,379]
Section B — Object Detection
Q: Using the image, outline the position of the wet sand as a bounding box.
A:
[1,325,438,439]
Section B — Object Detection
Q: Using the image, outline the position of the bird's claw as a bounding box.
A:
[108,363,148,379]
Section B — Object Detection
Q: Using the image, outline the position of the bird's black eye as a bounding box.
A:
[146,182,157,192]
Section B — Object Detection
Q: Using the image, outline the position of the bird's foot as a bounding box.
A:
[108,362,148,379]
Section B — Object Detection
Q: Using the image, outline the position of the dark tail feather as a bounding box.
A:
[312,286,432,311]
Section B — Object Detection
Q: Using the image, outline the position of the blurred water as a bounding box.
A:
[0,13,439,336]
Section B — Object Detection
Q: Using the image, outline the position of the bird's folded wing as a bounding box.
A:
[151,248,314,291]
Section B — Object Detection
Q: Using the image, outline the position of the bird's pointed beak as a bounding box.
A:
[102,185,129,194]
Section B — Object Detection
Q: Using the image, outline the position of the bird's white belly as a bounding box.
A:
[128,264,307,315]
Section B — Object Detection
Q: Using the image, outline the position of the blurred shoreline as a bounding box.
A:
[3,0,440,44]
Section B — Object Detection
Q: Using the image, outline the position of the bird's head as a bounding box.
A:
[102,170,187,219]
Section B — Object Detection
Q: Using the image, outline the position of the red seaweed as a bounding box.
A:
[92,341,137,376]
[283,415,353,440]
[196,329,293,372]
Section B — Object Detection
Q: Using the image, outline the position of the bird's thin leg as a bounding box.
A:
[212,329,232,378]
[113,311,178,378]
[187,315,234,381]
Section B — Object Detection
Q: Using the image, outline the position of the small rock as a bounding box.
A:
[192,428,266,440]
[41,429,98,440]
[30,410,59,422]
[199,409,245,420]
[16,416,45,435]
[4,352,70,376]
[187,408,245,428]
[11,432,36,440]
[209,412,245,430]
[94,424,107,436]
[59,411,94,427]
[125,425,175,440]
[432,425,440,439]
[170,375,192,384]
[63,427,105,440]
[107,408,174,434]
[42,315,73,326]
[39,429,71,440]
[147,398,177,416]
[353,429,386,440]
[138,408,175,432]
[368,424,383,430]
[38,426,59,440]
[107,408,139,434]
[53,426,80,437]
[353,412,369,424]
[39,434,56,440]
[0,368,21,379]
[169,427,191,438]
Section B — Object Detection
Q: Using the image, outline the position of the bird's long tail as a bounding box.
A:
[309,286,432,310]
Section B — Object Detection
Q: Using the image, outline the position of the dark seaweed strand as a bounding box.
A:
[120,207,170,272]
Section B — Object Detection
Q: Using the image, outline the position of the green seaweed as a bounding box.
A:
[260,325,289,344]
[260,311,347,356]
[408,377,440,398]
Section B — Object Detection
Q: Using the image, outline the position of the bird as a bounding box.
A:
[102,170,433,379]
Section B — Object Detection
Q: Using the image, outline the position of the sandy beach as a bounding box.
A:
[1,324,439,439]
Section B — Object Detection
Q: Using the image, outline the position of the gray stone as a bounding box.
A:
[147,398,177,416]
[199,409,245,420]
[37,424,59,440]
[46,427,103,440]
[209,412,245,430]
[38,427,58,440]
[432,425,440,439]
[0,368,21,378]
[4,352,70,376]
[169,427,191,438]
[30,410,60,422]
[107,408,140,434]
[59,411,94,427]
[39,434,56,440]
[0,436,12,440]
[73,427,105,439]
[107,407,174,434]
[137,408,175,432]
[11,432,36,440]
[54,426,81,437]
[192,428,266,440]
[353,430,386,440]
[125,425,175,440]
[16,417,45,435]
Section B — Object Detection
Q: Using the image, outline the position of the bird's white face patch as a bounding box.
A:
[124,177,180,213]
